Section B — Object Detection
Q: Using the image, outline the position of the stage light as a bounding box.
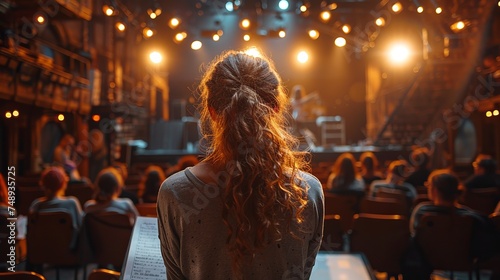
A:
[169,18,180,29]
[334,37,346,47]
[57,114,65,121]
[143,27,154,38]
[327,3,337,10]
[297,51,309,64]
[116,22,126,32]
[342,24,351,34]
[435,7,442,14]
[375,17,385,26]
[494,110,499,116]
[320,11,331,22]
[278,0,289,10]
[388,43,411,65]
[191,40,202,50]
[243,34,250,41]
[92,115,100,122]
[149,51,163,64]
[417,6,424,13]
[213,34,220,41]
[300,5,307,12]
[244,47,262,58]
[391,2,402,13]
[174,32,187,43]
[36,15,46,24]
[5,112,11,119]
[147,7,162,19]
[226,1,234,12]
[486,111,493,117]
[12,110,19,117]
[103,5,114,16]
[308,29,319,40]
[278,29,286,38]
[450,20,466,31]
[240,18,251,29]
[149,12,157,19]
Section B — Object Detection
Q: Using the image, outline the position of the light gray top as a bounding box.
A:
[84,198,139,223]
[30,196,83,229]
[157,168,324,280]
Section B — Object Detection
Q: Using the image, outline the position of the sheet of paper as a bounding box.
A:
[121,217,166,280]
[310,252,375,280]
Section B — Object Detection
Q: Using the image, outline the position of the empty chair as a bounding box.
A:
[136,203,157,217]
[359,197,407,216]
[349,213,410,278]
[460,187,500,215]
[415,213,475,278]
[83,212,133,269]
[0,271,46,280]
[88,268,120,280]
[324,193,360,232]
[27,211,81,279]
[321,214,344,251]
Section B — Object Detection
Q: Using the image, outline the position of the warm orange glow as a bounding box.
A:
[308,29,319,40]
[191,41,202,50]
[116,22,126,31]
[375,17,385,26]
[342,24,351,34]
[240,19,251,29]
[174,32,187,42]
[36,15,45,24]
[92,115,101,122]
[391,2,402,13]
[57,114,65,121]
[417,6,424,13]
[243,34,250,41]
[297,51,309,64]
[435,7,442,14]
[278,30,286,38]
[169,18,180,29]
[143,27,154,38]
[12,110,19,117]
[334,37,346,47]
[320,11,331,22]
[5,112,11,119]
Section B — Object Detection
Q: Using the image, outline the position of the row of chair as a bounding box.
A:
[0,269,120,280]
[322,212,500,279]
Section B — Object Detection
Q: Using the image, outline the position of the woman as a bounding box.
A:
[84,167,138,223]
[358,152,383,189]
[138,165,166,203]
[326,152,365,195]
[157,50,324,279]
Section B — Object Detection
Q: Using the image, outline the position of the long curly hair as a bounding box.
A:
[198,50,309,275]
[330,152,358,190]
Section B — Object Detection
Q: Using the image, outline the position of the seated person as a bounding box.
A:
[404,147,432,191]
[370,160,417,203]
[84,167,139,224]
[53,134,82,181]
[30,166,83,230]
[358,152,383,189]
[138,165,166,204]
[464,155,500,190]
[326,152,365,196]
[112,162,139,205]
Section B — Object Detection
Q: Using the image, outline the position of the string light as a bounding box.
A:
[334,37,346,47]
[12,110,19,117]
[308,29,319,40]
[417,6,424,13]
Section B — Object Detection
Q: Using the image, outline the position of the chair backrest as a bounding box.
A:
[412,194,430,210]
[375,187,410,213]
[321,214,344,251]
[415,212,474,271]
[460,187,500,215]
[349,213,410,275]
[17,187,45,216]
[136,203,157,217]
[84,212,133,268]
[0,271,46,280]
[359,197,407,216]
[27,211,80,266]
[65,182,94,207]
[324,193,360,232]
[88,268,120,280]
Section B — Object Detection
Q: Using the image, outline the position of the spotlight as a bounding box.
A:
[191,40,202,50]
[388,43,411,65]
[320,11,331,22]
[334,37,346,47]
[174,32,187,43]
[169,18,180,29]
[308,29,319,40]
[57,114,65,121]
[450,20,466,31]
[243,34,250,41]
[92,115,100,122]
[486,111,493,117]
[494,110,500,116]
[5,112,11,118]
[278,0,289,10]
[147,7,162,19]
[240,18,251,29]
[103,5,115,16]
[342,24,351,34]
[244,47,262,58]
[391,2,402,13]
[297,51,309,64]
[226,1,234,12]
[417,6,424,13]
[375,17,385,26]
[213,34,220,41]
[149,51,163,64]
[143,27,154,38]
[300,5,307,12]
[36,15,46,24]
[435,7,442,14]
[327,3,337,10]
[116,22,126,32]
[278,29,286,38]
[12,110,19,117]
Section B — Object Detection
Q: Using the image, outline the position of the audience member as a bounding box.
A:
[29,166,83,230]
[88,129,108,182]
[405,147,432,191]
[358,152,383,189]
[53,134,82,181]
[157,50,324,279]
[84,167,138,223]
[138,165,166,203]
[464,154,500,190]
[112,162,139,204]
[326,152,365,196]
[370,160,417,203]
